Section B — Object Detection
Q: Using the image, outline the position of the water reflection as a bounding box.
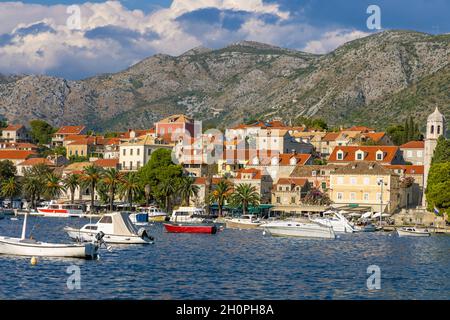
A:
[0,217,448,299]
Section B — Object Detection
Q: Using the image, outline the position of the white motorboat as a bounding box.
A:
[224,215,262,229]
[139,206,168,222]
[129,212,149,226]
[64,212,154,244]
[310,211,355,233]
[397,227,431,237]
[37,202,86,218]
[170,207,207,224]
[0,212,100,259]
[263,221,336,239]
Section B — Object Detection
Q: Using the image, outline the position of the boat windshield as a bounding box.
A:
[98,216,112,224]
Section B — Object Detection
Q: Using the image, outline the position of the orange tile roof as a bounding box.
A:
[385,165,424,175]
[279,154,311,166]
[322,132,339,142]
[275,178,308,187]
[222,149,280,162]
[193,177,223,185]
[18,158,53,166]
[3,124,24,131]
[400,141,425,149]
[55,126,86,135]
[94,158,119,168]
[0,150,36,160]
[235,168,262,180]
[363,132,386,142]
[328,146,400,164]
[347,126,375,132]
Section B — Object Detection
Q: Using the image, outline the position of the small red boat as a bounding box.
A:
[163,223,217,234]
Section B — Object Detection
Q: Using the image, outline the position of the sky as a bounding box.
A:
[0,0,448,79]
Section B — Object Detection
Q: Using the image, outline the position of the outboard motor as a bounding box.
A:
[138,228,155,242]
[94,231,111,250]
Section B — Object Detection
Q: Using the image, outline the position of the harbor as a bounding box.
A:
[0,215,449,300]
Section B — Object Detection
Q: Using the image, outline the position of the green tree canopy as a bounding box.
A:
[426,162,450,217]
[431,136,450,164]
[29,120,55,145]
[0,160,16,180]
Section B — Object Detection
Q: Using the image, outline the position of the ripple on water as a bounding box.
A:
[0,217,449,299]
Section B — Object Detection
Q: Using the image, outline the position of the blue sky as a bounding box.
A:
[0,0,448,79]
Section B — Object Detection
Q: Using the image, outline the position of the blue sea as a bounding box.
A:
[0,216,449,300]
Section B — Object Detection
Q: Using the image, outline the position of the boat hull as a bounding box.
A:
[64,227,150,244]
[264,222,336,239]
[224,220,261,229]
[149,215,168,222]
[164,223,217,234]
[397,228,431,237]
[0,237,98,259]
[37,209,85,218]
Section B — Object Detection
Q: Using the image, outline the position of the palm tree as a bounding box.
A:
[1,177,21,208]
[159,178,176,212]
[44,173,66,200]
[102,168,122,211]
[63,173,80,204]
[230,183,260,215]
[80,165,103,213]
[178,176,199,206]
[21,171,43,209]
[119,172,142,211]
[211,179,232,217]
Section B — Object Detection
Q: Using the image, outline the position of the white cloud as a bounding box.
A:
[302,30,370,54]
[0,1,368,79]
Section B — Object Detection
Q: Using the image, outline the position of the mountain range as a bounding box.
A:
[0,30,448,132]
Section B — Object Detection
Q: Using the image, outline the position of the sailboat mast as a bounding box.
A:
[20,211,28,240]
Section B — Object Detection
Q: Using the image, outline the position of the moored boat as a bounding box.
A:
[310,211,355,233]
[397,227,431,237]
[0,211,100,259]
[224,215,261,229]
[163,222,217,234]
[170,207,208,223]
[263,221,336,239]
[37,202,86,218]
[139,206,169,222]
[64,212,154,244]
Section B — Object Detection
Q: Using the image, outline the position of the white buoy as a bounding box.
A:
[30,256,38,265]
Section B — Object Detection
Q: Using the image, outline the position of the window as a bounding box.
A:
[148,149,151,156]
[99,216,112,224]
[130,149,133,156]
[337,177,344,184]
[407,150,413,157]
[431,125,434,134]
[363,177,370,185]
[129,161,133,169]
[81,150,84,156]
[363,193,369,201]
[123,149,126,156]
[337,192,343,200]
[350,192,356,201]
[122,161,125,168]
[137,161,141,168]
[437,126,441,134]
[290,197,296,204]
[356,151,364,160]
[337,151,344,160]
[321,182,327,190]
[350,177,357,185]
[376,151,383,161]
[417,150,423,157]
[276,197,281,204]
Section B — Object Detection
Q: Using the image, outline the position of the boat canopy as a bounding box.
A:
[104,212,139,236]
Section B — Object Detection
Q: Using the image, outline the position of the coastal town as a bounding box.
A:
[0,107,448,234]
